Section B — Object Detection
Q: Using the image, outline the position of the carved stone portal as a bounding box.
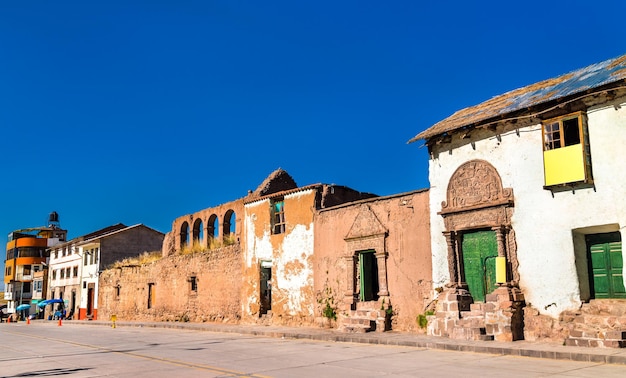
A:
[439,160,519,286]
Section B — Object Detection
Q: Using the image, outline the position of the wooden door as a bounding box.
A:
[462,230,498,302]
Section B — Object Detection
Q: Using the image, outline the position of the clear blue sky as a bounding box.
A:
[2,1,625,260]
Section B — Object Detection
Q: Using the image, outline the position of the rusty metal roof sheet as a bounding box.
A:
[408,54,626,143]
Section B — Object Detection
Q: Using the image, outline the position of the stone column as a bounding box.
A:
[443,231,458,287]
[375,251,389,296]
[343,254,356,310]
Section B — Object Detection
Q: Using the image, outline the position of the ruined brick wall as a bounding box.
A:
[166,199,245,257]
[314,190,432,332]
[99,244,242,323]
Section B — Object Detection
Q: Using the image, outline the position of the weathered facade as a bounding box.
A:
[314,189,432,332]
[241,169,377,326]
[409,54,626,346]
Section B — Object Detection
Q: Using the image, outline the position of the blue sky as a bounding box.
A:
[2,1,625,263]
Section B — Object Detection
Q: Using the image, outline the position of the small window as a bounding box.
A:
[147,283,155,309]
[271,199,286,235]
[52,270,57,280]
[73,266,78,277]
[190,276,197,292]
[116,285,121,299]
[60,269,65,279]
[542,111,593,187]
[65,267,70,278]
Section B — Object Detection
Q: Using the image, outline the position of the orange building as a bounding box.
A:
[3,212,67,320]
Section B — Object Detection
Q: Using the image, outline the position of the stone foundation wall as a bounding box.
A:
[99,245,242,323]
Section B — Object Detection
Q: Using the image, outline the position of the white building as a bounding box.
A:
[409,54,626,346]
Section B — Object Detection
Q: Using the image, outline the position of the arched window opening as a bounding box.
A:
[223,210,236,245]
[180,222,189,249]
[207,215,218,247]
[192,218,203,246]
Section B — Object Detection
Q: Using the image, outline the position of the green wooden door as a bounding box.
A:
[588,232,625,299]
[359,251,379,302]
[462,231,498,302]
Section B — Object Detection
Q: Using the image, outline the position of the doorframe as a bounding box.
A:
[439,160,518,292]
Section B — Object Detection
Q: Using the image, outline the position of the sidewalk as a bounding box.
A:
[62,319,626,366]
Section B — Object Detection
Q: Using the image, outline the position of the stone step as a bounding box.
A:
[341,323,372,333]
[343,317,376,327]
[450,326,493,341]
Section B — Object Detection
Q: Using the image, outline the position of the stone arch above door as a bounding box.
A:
[439,160,519,286]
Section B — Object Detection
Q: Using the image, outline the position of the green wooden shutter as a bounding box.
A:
[589,233,625,299]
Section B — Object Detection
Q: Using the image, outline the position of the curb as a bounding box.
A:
[62,320,626,365]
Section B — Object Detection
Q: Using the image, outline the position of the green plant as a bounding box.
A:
[318,286,337,320]
[416,310,434,329]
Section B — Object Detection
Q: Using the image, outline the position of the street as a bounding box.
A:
[1,322,625,377]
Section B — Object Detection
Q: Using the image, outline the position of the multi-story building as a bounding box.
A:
[46,224,128,320]
[75,224,164,320]
[3,212,67,320]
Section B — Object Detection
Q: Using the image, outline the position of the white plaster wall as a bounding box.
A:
[278,223,314,315]
[243,190,316,316]
[428,97,626,317]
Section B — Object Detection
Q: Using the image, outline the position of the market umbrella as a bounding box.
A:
[16,304,30,311]
[38,299,64,308]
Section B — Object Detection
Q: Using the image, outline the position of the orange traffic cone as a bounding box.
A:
[27,317,30,325]
[7,316,11,323]
[58,318,62,326]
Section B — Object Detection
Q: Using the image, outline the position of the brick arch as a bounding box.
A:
[207,214,218,245]
[192,218,203,245]
[180,221,190,249]
[223,209,236,237]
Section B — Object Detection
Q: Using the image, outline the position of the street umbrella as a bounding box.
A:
[38,299,64,308]
[16,304,30,311]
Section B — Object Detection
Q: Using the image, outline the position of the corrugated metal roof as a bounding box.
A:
[408,54,626,144]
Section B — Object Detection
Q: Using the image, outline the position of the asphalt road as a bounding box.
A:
[1,322,625,377]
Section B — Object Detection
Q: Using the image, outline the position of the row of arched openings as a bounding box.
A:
[180,210,236,249]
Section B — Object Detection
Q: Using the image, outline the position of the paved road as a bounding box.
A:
[1,322,625,377]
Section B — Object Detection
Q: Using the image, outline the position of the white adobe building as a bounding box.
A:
[409,54,626,347]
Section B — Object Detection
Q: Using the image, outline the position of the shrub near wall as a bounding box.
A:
[99,245,242,323]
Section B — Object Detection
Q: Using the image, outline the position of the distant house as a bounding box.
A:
[47,224,128,319]
[75,224,163,320]
[409,54,626,346]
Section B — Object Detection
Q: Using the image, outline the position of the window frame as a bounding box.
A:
[270,198,286,235]
[541,111,593,188]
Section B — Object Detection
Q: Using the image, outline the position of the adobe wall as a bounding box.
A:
[314,190,433,332]
[99,244,242,323]
[242,189,318,326]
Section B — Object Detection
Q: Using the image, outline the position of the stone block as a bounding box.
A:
[606,330,626,340]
